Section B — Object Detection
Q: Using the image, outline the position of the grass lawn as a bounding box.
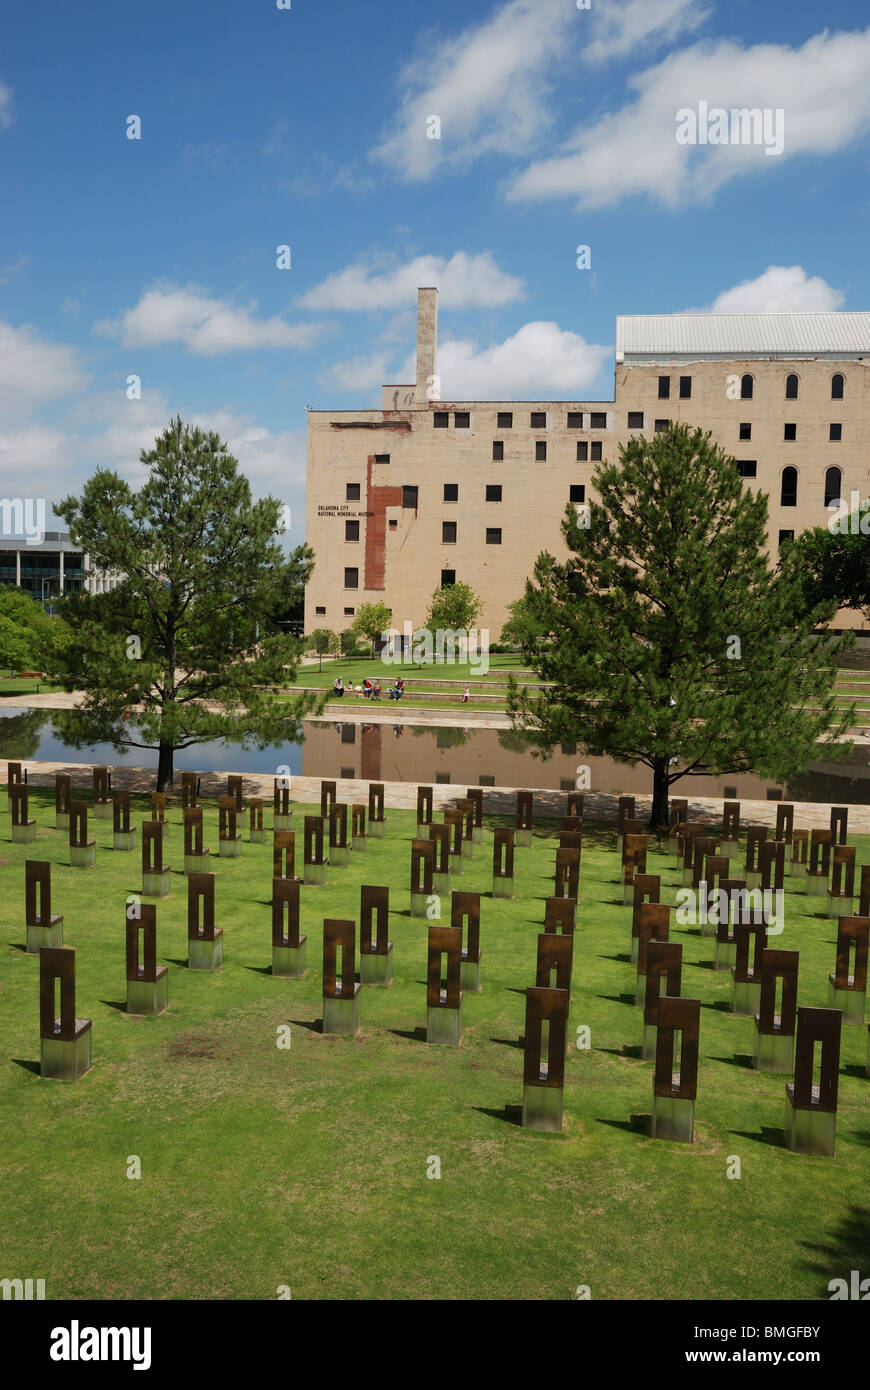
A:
[0,679,63,697]
[294,653,539,687]
[0,790,867,1301]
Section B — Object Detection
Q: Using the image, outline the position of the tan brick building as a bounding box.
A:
[305,289,870,638]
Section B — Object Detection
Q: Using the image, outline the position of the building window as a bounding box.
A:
[739,423,752,440]
[344,568,358,588]
[736,460,757,478]
[315,605,326,614]
[443,483,458,502]
[741,374,754,399]
[485,484,502,501]
[535,441,547,461]
[345,520,359,542]
[561,741,577,755]
[783,423,797,441]
[824,467,842,508]
[829,423,842,441]
[374,453,390,463]
[440,569,455,587]
[679,376,692,399]
[492,441,504,461]
[340,766,354,779]
[654,419,669,433]
[576,442,588,461]
[627,412,644,429]
[785,374,798,400]
[442,521,457,544]
[346,483,360,501]
[454,411,470,428]
[559,778,575,792]
[388,519,397,530]
[341,725,356,745]
[530,411,547,428]
[590,412,607,429]
[435,772,451,784]
[344,607,355,615]
[780,467,798,507]
[486,528,502,545]
[832,373,845,399]
[590,442,602,461]
[567,412,584,428]
[569,485,585,503]
[479,775,495,787]
[497,411,513,428]
[402,485,418,509]
[658,376,670,399]
[778,530,794,549]
[434,412,449,428]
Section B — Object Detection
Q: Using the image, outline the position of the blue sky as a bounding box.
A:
[2,0,870,539]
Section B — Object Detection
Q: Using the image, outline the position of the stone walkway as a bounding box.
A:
[9,756,870,832]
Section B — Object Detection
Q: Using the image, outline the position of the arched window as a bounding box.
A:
[741,374,754,399]
[831,373,844,400]
[824,466,842,508]
[780,466,798,507]
[785,373,799,399]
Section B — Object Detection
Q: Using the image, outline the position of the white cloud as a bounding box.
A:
[94,283,324,355]
[688,265,846,314]
[0,78,13,131]
[584,0,709,64]
[325,321,611,400]
[300,252,524,312]
[508,28,870,210]
[370,0,574,181]
[0,321,90,417]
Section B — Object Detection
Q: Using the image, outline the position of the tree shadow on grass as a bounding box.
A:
[597,1114,650,1135]
[800,1204,870,1293]
[599,992,638,1007]
[688,959,716,971]
[473,1104,523,1127]
[730,1126,785,1148]
[598,1044,642,1059]
[12,1058,41,1075]
[599,953,631,964]
[842,1064,869,1081]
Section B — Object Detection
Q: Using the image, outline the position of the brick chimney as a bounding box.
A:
[415,287,439,407]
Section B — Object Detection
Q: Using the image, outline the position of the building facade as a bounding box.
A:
[305,290,870,637]
[0,533,119,601]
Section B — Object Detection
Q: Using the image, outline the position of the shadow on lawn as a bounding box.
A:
[473,1104,523,1127]
[730,1125,785,1148]
[800,1204,870,1294]
[12,1058,41,1075]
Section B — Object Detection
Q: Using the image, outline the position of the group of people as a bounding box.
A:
[331,676,406,701]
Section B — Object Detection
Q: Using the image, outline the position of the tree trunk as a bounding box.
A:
[157,741,175,793]
[649,759,670,829]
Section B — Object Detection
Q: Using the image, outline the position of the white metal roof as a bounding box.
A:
[616,313,870,360]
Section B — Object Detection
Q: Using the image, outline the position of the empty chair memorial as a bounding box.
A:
[181,771,198,810]
[452,891,481,993]
[410,839,435,917]
[744,826,767,888]
[635,903,670,1006]
[305,815,328,883]
[535,931,572,994]
[426,924,463,1045]
[642,942,682,1060]
[187,872,221,971]
[227,774,243,812]
[360,885,392,985]
[416,785,433,839]
[329,803,349,866]
[555,848,580,902]
[668,798,688,841]
[25,860,62,954]
[830,806,848,845]
[184,807,209,874]
[142,820,170,897]
[521,986,569,1132]
[622,833,647,904]
[721,801,740,858]
[55,773,71,832]
[759,841,785,896]
[150,792,166,828]
[807,829,832,897]
[7,760,23,796]
[273,829,297,881]
[699,855,731,938]
[753,949,798,1073]
[218,796,241,859]
[616,795,635,854]
[92,766,111,819]
[273,776,292,831]
[443,808,463,876]
[466,787,484,843]
[827,846,856,919]
[731,911,768,1016]
[112,791,136,851]
[785,1007,841,1156]
[515,791,533,847]
[368,783,386,838]
[775,803,795,849]
[566,792,583,820]
[272,878,305,977]
[322,918,361,1036]
[429,822,451,893]
[492,829,516,898]
[350,804,366,855]
[320,780,337,819]
[126,903,168,1016]
[10,783,36,844]
[39,946,91,1081]
[631,875,661,964]
[69,802,96,869]
[714,879,747,972]
[791,829,809,879]
[545,897,576,937]
[827,915,868,1026]
[651,996,700,1144]
[456,797,475,859]
[249,798,266,845]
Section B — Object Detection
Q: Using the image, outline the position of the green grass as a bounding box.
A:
[295,653,539,687]
[0,792,867,1300]
[0,678,63,697]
